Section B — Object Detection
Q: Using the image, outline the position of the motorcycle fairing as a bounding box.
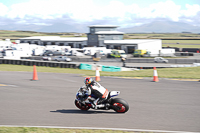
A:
[110,91,120,97]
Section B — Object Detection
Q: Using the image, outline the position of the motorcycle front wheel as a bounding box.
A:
[111,98,129,113]
[74,100,90,111]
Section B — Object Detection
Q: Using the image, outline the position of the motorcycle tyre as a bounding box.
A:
[111,98,129,113]
[74,100,90,111]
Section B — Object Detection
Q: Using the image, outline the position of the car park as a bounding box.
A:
[53,56,72,62]
[154,57,168,63]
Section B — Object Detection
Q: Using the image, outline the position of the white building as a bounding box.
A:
[104,39,162,54]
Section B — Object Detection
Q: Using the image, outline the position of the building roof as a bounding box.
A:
[95,31,124,34]
[41,37,87,41]
[89,25,119,28]
[19,36,60,39]
[104,39,161,44]
[19,36,87,41]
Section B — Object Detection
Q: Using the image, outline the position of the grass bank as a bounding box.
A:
[124,33,200,39]
[162,44,200,48]
[162,39,200,44]
[0,64,200,79]
[0,127,137,133]
[0,30,86,40]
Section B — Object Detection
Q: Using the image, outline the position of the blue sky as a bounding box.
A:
[0,0,200,32]
[3,0,200,9]
[95,0,200,9]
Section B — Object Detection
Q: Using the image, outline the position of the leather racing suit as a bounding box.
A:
[86,80,109,109]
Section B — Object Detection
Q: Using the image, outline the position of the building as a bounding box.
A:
[19,36,87,48]
[104,39,162,54]
[18,25,162,54]
[19,25,125,48]
[87,25,124,47]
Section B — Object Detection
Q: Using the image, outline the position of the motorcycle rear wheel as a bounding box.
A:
[74,100,90,111]
[111,98,129,113]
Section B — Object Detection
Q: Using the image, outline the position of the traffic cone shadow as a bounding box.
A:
[152,67,159,82]
[32,65,38,81]
[95,67,100,82]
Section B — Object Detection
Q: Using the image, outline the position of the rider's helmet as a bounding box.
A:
[84,77,93,85]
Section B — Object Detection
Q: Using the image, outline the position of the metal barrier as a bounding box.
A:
[125,58,200,64]
[0,59,78,69]
[1,58,200,70]
[23,56,200,64]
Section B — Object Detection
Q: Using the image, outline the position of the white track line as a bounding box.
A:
[0,125,199,133]
[0,84,18,87]
[7,84,18,87]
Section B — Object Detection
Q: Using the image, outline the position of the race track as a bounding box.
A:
[0,71,200,132]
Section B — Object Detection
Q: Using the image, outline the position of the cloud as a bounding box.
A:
[137,0,182,21]
[0,0,200,32]
[0,3,8,16]
[181,4,200,17]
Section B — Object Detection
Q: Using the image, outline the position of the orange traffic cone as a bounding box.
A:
[95,67,100,82]
[32,65,38,81]
[153,67,159,82]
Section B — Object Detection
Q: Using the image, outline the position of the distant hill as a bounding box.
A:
[0,23,88,33]
[38,23,88,33]
[119,21,200,33]
[1,20,200,33]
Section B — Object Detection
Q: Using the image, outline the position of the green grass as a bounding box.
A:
[0,127,138,133]
[162,39,200,48]
[0,64,200,79]
[162,44,200,48]
[162,40,200,44]
[124,33,200,39]
[1,30,200,40]
[0,30,86,40]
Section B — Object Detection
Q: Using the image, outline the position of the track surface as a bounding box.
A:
[0,71,200,132]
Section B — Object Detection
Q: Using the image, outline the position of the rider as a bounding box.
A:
[83,77,109,109]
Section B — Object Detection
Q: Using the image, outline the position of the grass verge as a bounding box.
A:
[0,64,200,79]
[162,44,200,48]
[162,40,200,44]
[0,127,138,133]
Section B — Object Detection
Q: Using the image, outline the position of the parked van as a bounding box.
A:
[110,50,127,58]
[133,49,147,57]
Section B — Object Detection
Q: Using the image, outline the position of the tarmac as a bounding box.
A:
[1,71,200,132]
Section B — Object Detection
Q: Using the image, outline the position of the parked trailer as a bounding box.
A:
[145,49,175,57]
[83,47,109,56]
[145,49,160,57]
[159,49,175,56]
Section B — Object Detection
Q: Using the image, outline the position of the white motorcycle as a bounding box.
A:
[75,88,129,113]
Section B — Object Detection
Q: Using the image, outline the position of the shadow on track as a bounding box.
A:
[50,109,117,114]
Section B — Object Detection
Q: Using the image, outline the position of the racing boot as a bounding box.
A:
[92,98,109,109]
[94,103,110,110]
[95,104,105,109]
[92,98,106,109]
[91,98,99,109]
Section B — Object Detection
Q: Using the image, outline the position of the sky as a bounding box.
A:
[0,0,200,32]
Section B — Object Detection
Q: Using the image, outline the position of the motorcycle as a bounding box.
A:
[75,88,129,113]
